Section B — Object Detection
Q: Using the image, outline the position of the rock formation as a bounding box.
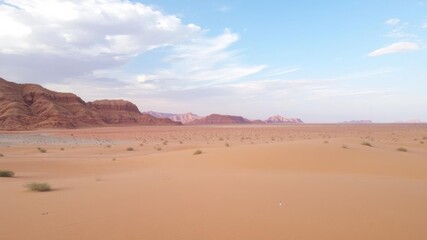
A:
[188,114,254,125]
[0,78,180,130]
[265,115,303,124]
[144,111,203,124]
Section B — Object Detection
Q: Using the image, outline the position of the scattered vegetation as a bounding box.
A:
[25,182,51,192]
[126,147,134,151]
[396,147,408,152]
[361,142,373,147]
[193,150,202,155]
[0,170,14,177]
[37,147,47,153]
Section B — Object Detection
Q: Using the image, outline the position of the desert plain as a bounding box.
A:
[1,124,427,240]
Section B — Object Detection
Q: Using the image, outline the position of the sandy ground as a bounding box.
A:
[1,124,427,240]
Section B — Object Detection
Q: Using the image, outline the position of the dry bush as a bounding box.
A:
[396,147,408,152]
[25,182,51,192]
[37,147,47,153]
[0,170,14,177]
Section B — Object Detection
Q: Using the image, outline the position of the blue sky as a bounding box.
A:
[0,0,426,122]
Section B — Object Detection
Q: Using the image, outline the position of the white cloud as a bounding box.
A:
[368,42,420,57]
[0,0,201,82]
[129,29,266,89]
[385,18,400,26]
[423,23,427,29]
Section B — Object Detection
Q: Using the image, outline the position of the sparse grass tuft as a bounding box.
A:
[25,182,51,192]
[361,142,373,147]
[193,150,202,155]
[126,147,134,151]
[0,170,14,177]
[396,147,408,152]
[37,147,47,153]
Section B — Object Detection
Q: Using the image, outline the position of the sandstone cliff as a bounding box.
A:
[0,78,180,130]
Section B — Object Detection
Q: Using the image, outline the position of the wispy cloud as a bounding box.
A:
[131,29,266,90]
[385,18,400,26]
[368,42,420,57]
[217,5,231,13]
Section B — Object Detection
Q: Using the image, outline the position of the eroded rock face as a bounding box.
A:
[0,78,180,130]
[88,100,140,113]
[144,111,203,124]
[265,115,303,124]
[188,114,253,125]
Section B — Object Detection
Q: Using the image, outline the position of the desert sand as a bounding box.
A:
[1,124,427,240]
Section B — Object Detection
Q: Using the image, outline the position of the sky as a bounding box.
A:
[0,0,426,122]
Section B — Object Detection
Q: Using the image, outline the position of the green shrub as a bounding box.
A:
[0,170,14,177]
[25,182,51,192]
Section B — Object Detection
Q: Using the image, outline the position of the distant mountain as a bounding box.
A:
[144,111,203,124]
[0,77,180,130]
[265,115,303,124]
[188,114,255,125]
[342,120,373,124]
[394,119,425,123]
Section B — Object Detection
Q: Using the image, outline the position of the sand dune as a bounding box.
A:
[1,124,427,239]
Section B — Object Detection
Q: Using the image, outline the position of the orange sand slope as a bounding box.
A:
[1,124,427,240]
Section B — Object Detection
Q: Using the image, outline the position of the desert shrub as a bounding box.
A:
[60,148,64,151]
[324,141,329,144]
[342,145,348,149]
[0,170,14,177]
[396,147,408,152]
[361,142,373,147]
[126,147,134,151]
[193,150,202,155]
[225,143,230,147]
[0,153,4,157]
[37,147,47,153]
[25,182,51,192]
